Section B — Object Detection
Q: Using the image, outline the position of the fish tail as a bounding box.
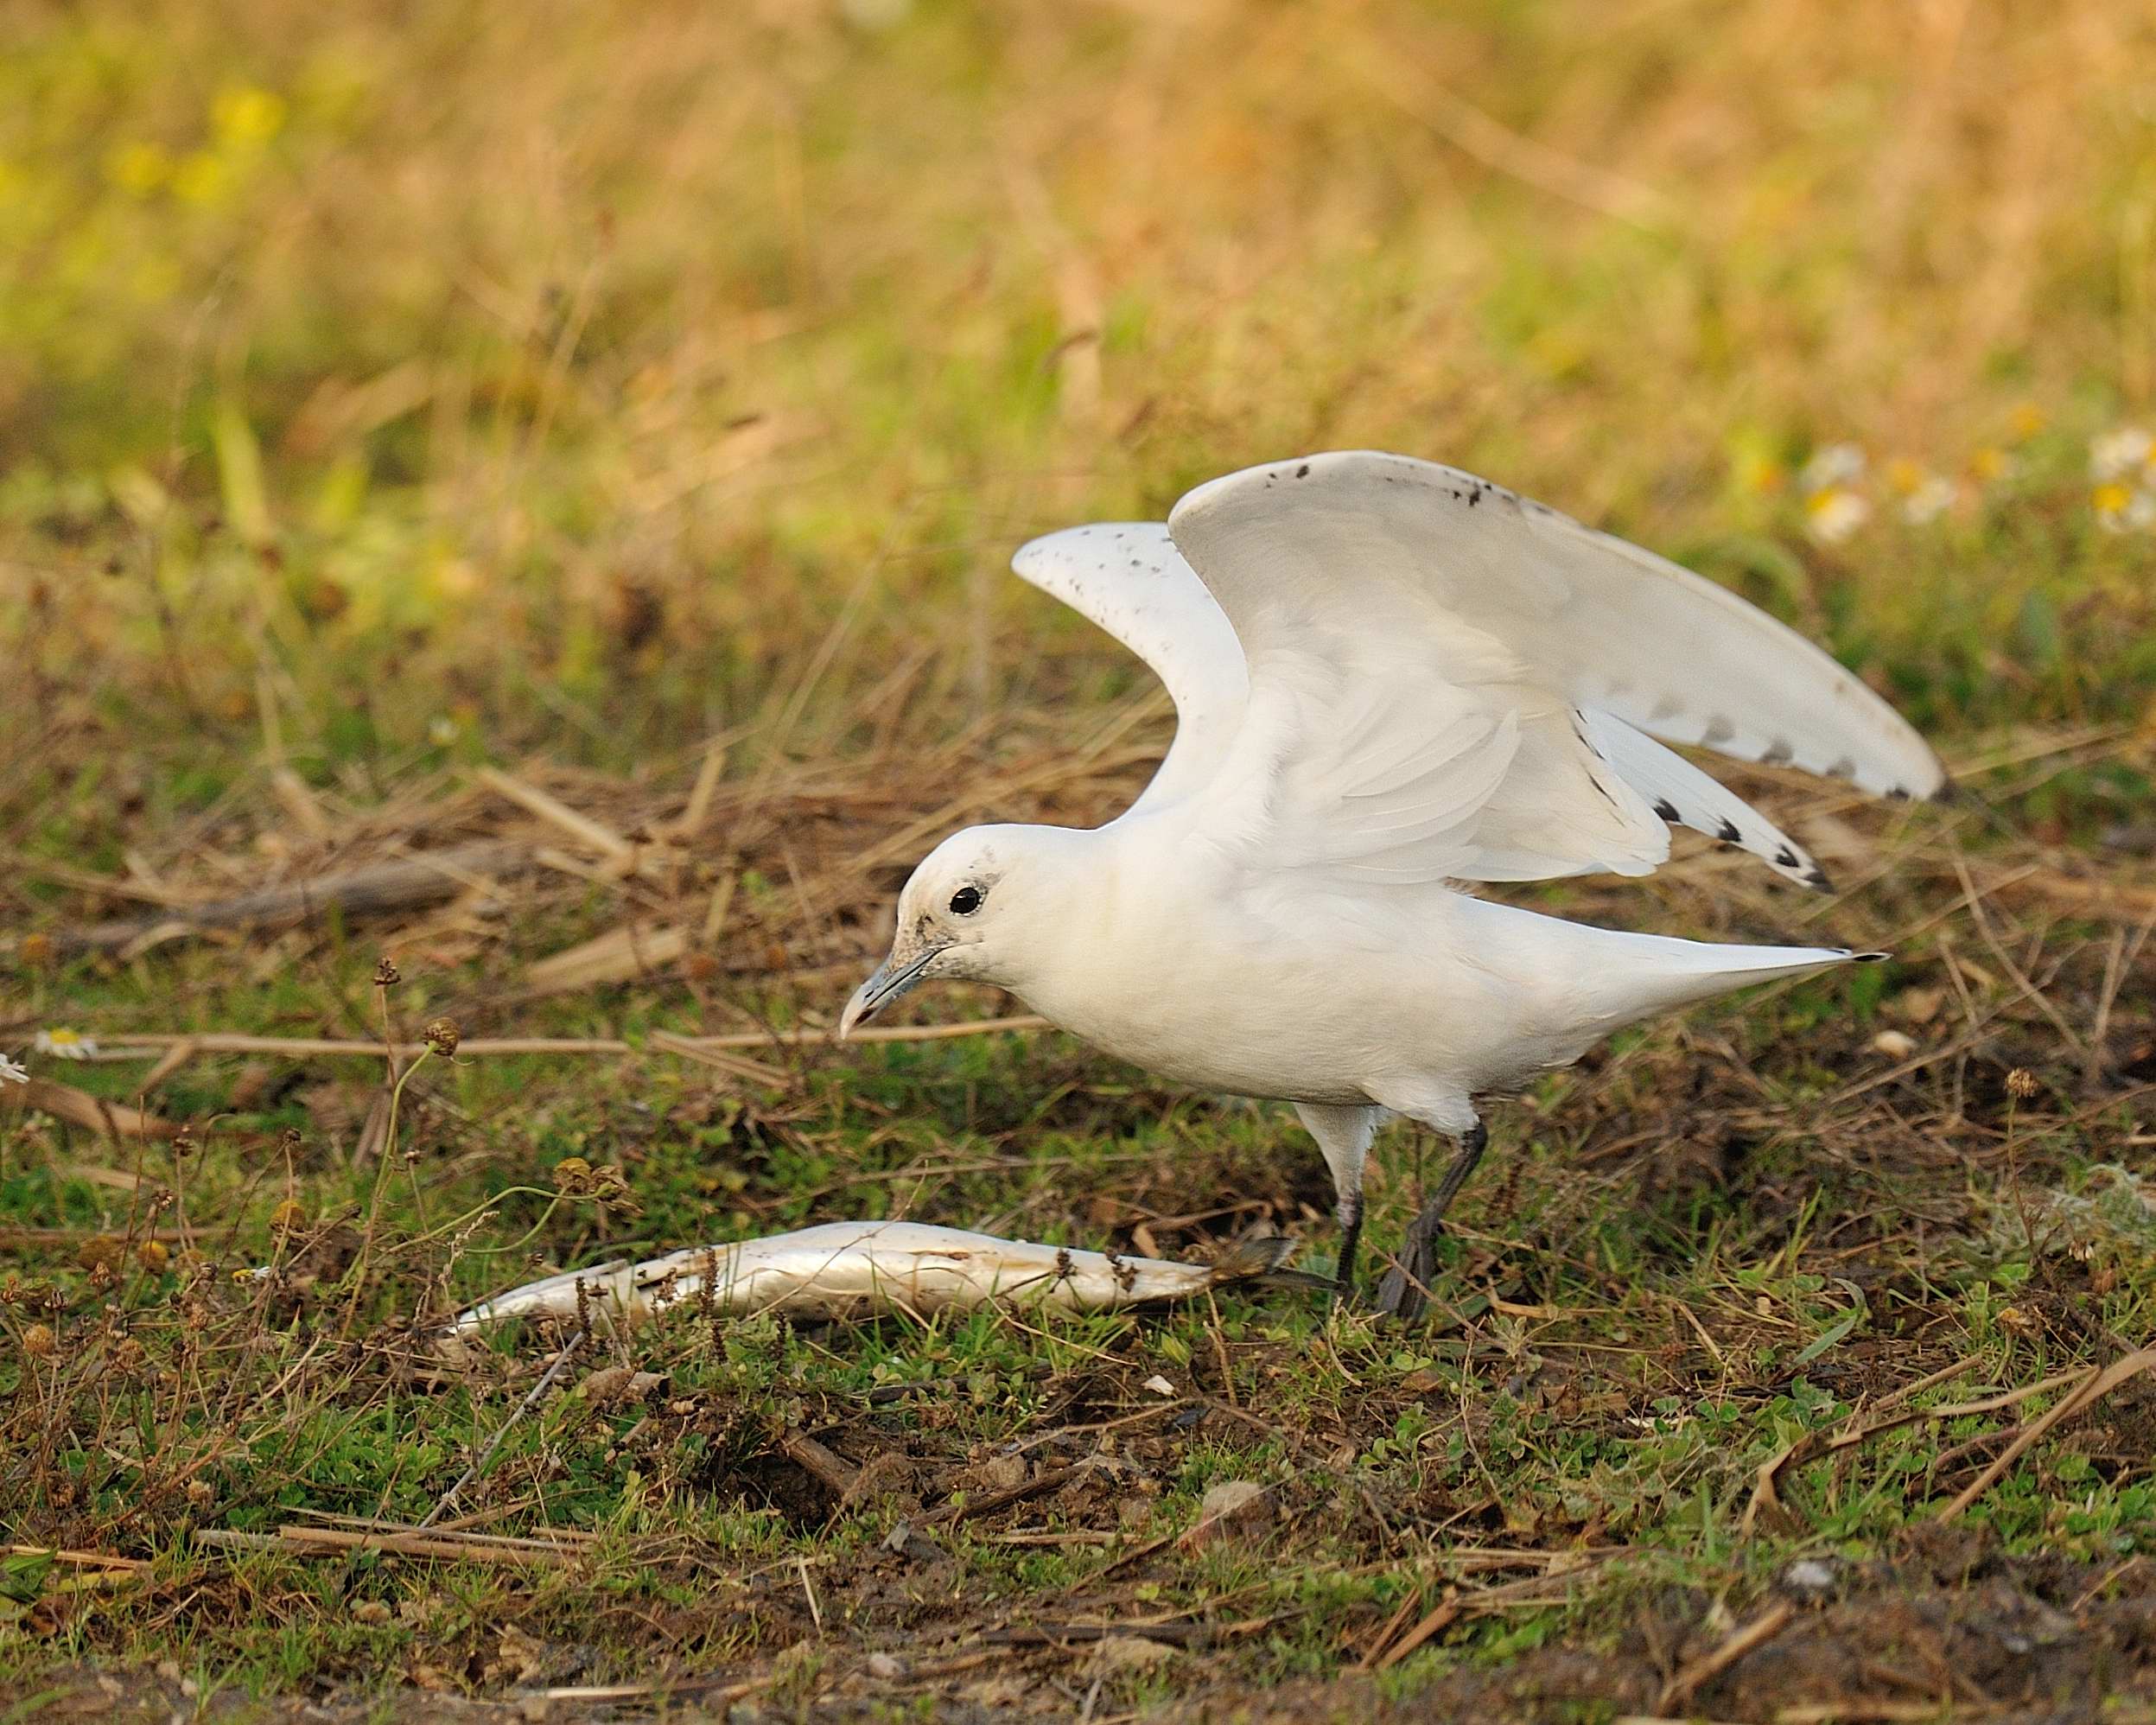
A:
[1205,1230,1299,1283]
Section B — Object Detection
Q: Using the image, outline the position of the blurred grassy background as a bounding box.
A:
[5,0,2156,789]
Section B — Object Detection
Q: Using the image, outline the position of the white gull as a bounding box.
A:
[840,451,1943,1314]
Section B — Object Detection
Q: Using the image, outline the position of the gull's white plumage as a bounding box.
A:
[847,452,1943,1308]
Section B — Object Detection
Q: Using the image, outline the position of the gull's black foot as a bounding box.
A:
[1330,1197,1366,1308]
[1372,1120,1488,1323]
[1373,1206,1446,1321]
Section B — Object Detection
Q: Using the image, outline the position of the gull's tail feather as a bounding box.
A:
[1574,931,1875,1036]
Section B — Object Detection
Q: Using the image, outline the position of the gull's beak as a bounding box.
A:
[837,943,946,1041]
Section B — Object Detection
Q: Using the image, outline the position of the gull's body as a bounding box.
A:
[975,824,1797,1123]
[843,452,1943,1310]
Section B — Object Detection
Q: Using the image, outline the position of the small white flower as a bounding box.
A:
[1804,486,1871,544]
[2089,427,2153,483]
[0,1055,28,1085]
[428,716,458,747]
[1800,442,1866,493]
[33,1028,98,1060]
[1900,476,1958,525]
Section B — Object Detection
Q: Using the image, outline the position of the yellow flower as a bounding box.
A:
[1884,457,1924,496]
[2009,403,2046,441]
[33,1028,98,1060]
[171,150,227,205]
[1969,447,2015,482]
[213,85,287,147]
[1803,486,1870,544]
[2093,482,2156,532]
[105,141,173,195]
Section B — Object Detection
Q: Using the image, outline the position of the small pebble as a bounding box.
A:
[1782,1556,1839,1597]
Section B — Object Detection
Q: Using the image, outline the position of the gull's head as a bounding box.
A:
[838,823,1078,1040]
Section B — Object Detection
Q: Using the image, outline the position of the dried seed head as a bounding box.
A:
[270,1199,307,1233]
[423,1017,460,1058]
[21,1322,55,1359]
[280,1125,304,1155]
[171,1125,197,1159]
[112,1336,147,1373]
[373,957,402,988]
[2007,1067,2039,1100]
[185,1478,215,1508]
[552,1155,595,1195]
[77,1235,126,1274]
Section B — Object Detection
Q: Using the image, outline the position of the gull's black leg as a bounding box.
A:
[1332,1193,1366,1306]
[1375,1119,1488,1321]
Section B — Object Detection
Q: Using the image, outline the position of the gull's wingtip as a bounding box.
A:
[1011,521,1173,582]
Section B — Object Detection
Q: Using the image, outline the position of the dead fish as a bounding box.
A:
[448,1220,1303,1333]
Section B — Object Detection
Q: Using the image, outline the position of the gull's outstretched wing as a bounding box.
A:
[1164,451,1943,888]
[1013,523,1249,817]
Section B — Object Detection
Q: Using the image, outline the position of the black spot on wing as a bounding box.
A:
[1773,846,1799,869]
[1295,462,1310,478]
[1715,818,1740,843]
[1652,799,1680,824]
[1761,738,1794,766]
[1804,865,1835,891]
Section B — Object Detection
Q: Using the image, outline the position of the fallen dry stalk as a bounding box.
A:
[1370,1556,1610,1671]
[1936,1348,2156,1523]
[2,1544,150,1573]
[420,1327,588,1530]
[8,1078,178,1141]
[1743,1358,2083,1535]
[1658,1600,1796,1713]
[93,1014,1050,1066]
[44,840,531,956]
[191,1524,577,1567]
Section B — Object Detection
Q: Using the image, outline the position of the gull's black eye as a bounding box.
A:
[948,885,983,916]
